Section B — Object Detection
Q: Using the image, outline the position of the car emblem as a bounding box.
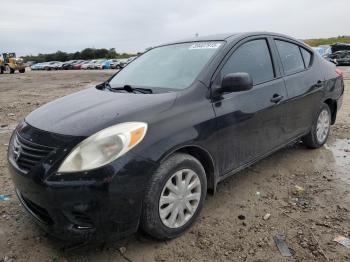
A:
[13,144,22,162]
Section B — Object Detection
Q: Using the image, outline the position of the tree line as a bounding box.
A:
[304,35,350,47]
[22,48,141,63]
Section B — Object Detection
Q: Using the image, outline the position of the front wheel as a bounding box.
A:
[5,65,11,74]
[302,103,331,148]
[141,153,207,239]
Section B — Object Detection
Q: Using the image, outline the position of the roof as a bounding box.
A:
[174,33,239,42]
[157,32,302,47]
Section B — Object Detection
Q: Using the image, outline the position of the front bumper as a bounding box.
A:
[8,123,158,242]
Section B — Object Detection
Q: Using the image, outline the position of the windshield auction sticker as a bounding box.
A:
[189,42,222,50]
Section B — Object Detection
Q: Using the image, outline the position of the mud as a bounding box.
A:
[0,68,349,261]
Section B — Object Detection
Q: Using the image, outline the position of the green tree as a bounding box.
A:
[21,48,138,62]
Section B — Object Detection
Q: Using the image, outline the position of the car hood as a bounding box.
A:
[25,87,178,137]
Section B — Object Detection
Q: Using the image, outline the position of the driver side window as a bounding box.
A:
[221,39,275,85]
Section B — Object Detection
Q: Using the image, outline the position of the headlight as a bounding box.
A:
[58,122,147,173]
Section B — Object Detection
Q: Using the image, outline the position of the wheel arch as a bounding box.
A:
[161,145,217,194]
[324,98,337,125]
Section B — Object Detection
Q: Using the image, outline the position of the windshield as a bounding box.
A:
[109,41,223,90]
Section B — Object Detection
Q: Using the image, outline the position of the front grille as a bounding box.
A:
[12,133,55,173]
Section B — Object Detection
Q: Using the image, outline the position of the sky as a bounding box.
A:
[1,0,349,56]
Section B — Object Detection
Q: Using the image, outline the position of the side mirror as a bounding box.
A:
[221,72,253,93]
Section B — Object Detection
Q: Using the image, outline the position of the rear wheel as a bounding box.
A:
[19,68,25,73]
[141,153,207,239]
[302,103,331,148]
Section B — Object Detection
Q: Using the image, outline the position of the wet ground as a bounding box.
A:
[0,68,349,261]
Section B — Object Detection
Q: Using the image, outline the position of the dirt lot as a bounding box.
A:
[0,68,349,262]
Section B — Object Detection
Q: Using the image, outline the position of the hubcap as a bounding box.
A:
[159,169,201,228]
[316,109,330,143]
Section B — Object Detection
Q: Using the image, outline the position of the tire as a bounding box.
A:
[302,103,331,149]
[141,153,207,240]
[19,68,25,73]
[0,66,3,74]
[10,67,15,74]
[5,65,10,74]
[116,65,121,70]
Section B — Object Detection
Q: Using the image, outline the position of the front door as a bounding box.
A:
[212,38,288,175]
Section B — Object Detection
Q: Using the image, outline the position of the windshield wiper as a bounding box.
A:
[110,84,153,94]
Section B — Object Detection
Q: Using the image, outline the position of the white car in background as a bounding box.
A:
[81,60,97,70]
[42,61,60,70]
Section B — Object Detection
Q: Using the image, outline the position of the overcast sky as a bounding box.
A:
[1,0,349,56]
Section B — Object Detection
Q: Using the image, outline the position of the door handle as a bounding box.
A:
[270,94,284,104]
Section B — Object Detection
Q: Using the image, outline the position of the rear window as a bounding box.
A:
[300,48,312,68]
[275,40,305,75]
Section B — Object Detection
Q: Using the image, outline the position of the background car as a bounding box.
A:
[94,60,107,69]
[53,62,65,70]
[316,43,350,65]
[330,51,350,65]
[330,42,350,53]
[102,59,118,69]
[81,60,97,70]
[31,62,47,70]
[61,60,81,70]
[25,61,36,67]
[109,59,123,69]
[118,58,129,68]
[41,61,59,70]
[73,60,89,70]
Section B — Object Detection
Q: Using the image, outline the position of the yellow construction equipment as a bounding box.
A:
[0,53,26,74]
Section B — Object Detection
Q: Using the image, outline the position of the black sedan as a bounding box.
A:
[8,32,344,242]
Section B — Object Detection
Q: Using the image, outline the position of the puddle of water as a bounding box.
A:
[325,139,350,184]
[0,124,17,134]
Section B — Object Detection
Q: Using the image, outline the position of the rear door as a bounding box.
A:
[211,37,289,175]
[273,39,324,139]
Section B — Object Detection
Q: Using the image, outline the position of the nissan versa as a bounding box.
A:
[8,32,344,242]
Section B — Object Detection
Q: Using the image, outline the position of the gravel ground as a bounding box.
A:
[0,68,349,262]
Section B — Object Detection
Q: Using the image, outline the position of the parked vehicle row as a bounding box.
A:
[30,57,136,71]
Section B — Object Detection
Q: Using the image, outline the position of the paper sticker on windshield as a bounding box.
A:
[189,42,222,50]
